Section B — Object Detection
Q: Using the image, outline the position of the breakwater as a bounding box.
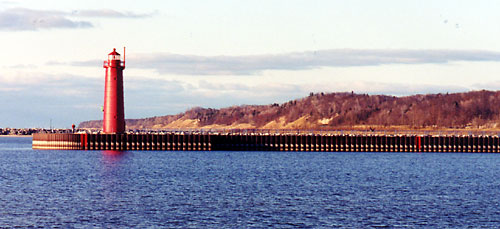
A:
[32,132,500,152]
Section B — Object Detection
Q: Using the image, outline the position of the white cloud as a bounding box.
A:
[70,9,154,18]
[124,49,500,75]
[0,8,91,31]
[0,71,100,96]
[0,87,21,92]
[198,80,250,91]
[0,1,16,6]
[0,8,153,31]
[59,49,500,76]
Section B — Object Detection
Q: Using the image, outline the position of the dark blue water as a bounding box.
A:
[1,137,500,227]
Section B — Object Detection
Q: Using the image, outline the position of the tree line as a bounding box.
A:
[79,90,500,130]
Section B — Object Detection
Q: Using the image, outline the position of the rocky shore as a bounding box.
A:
[0,128,76,136]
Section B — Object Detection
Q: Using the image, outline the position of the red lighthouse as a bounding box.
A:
[103,48,126,134]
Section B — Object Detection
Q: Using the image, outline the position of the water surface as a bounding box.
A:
[1,137,500,227]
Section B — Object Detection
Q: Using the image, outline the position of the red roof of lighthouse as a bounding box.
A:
[108,48,120,55]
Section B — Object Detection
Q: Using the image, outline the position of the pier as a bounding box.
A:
[32,132,500,152]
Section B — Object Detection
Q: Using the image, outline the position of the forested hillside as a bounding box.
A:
[79,90,500,130]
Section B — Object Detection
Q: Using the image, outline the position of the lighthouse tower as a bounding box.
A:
[103,48,126,134]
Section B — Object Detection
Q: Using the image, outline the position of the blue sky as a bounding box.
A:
[2,0,500,128]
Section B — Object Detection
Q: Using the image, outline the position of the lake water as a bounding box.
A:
[1,137,500,227]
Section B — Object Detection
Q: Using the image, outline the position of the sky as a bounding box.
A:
[2,0,500,128]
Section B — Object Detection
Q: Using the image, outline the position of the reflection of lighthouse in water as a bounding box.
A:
[103,48,126,134]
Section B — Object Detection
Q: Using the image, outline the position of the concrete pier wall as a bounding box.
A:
[32,133,500,153]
